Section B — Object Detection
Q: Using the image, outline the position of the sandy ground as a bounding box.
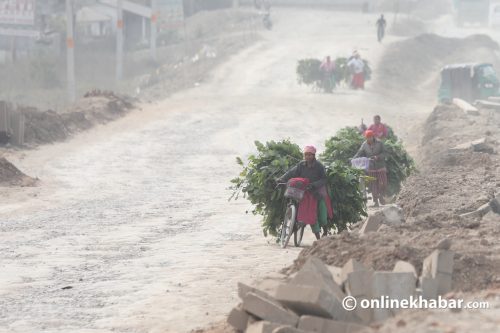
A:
[0,8,490,333]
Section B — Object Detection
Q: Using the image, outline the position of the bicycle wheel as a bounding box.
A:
[280,205,296,248]
[293,223,305,247]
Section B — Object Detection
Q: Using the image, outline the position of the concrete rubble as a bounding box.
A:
[227,241,455,332]
[448,137,494,154]
[359,205,405,234]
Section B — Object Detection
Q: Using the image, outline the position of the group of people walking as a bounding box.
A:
[277,115,391,238]
[317,14,387,92]
[319,50,366,92]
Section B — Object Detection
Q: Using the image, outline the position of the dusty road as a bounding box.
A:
[0,9,435,333]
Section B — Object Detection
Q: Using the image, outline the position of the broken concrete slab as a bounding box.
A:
[238,281,277,301]
[242,292,299,326]
[475,99,500,111]
[471,138,494,153]
[381,205,404,225]
[345,270,373,298]
[271,326,309,333]
[275,283,349,321]
[422,250,454,296]
[453,98,478,114]
[228,305,251,331]
[436,238,452,250]
[352,299,373,325]
[393,261,417,278]
[371,272,417,322]
[477,202,492,216]
[291,257,346,301]
[247,314,259,327]
[491,193,500,214]
[422,250,454,277]
[298,315,367,333]
[344,270,374,325]
[436,272,453,296]
[341,259,369,285]
[458,202,491,220]
[359,213,383,234]
[326,265,343,286]
[449,138,494,154]
[245,321,282,333]
[448,142,472,154]
[419,276,438,300]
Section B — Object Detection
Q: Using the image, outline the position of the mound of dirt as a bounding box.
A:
[373,288,500,333]
[389,18,427,37]
[0,157,37,186]
[19,91,136,146]
[376,34,500,94]
[421,104,500,165]
[284,216,500,293]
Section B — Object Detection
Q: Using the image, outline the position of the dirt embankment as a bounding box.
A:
[0,91,135,186]
[21,90,136,146]
[375,34,500,95]
[0,157,37,186]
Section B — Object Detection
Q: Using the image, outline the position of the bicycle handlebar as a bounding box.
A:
[275,182,287,190]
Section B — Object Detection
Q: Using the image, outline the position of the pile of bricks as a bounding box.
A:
[227,244,455,333]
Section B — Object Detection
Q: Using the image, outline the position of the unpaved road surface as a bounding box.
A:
[1,9,436,333]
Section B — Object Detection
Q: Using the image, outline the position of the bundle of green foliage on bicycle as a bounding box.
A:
[324,161,367,232]
[296,57,373,90]
[229,139,368,237]
[229,140,302,237]
[321,126,416,197]
[296,59,323,87]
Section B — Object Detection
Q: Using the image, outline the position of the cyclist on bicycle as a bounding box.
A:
[277,145,333,239]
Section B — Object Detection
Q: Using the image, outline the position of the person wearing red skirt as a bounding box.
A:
[353,130,387,206]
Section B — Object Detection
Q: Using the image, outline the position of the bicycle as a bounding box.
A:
[276,180,307,248]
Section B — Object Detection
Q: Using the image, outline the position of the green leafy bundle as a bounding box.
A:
[230,139,367,236]
[229,140,302,237]
[296,57,373,89]
[325,161,367,232]
[321,127,416,197]
[320,127,364,165]
[384,140,416,196]
[296,59,323,86]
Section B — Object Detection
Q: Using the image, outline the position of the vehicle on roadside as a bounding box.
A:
[438,63,500,103]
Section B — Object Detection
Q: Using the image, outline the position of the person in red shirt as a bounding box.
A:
[368,115,388,140]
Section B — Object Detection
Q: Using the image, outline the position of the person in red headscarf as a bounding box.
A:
[277,145,334,239]
[353,130,388,206]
